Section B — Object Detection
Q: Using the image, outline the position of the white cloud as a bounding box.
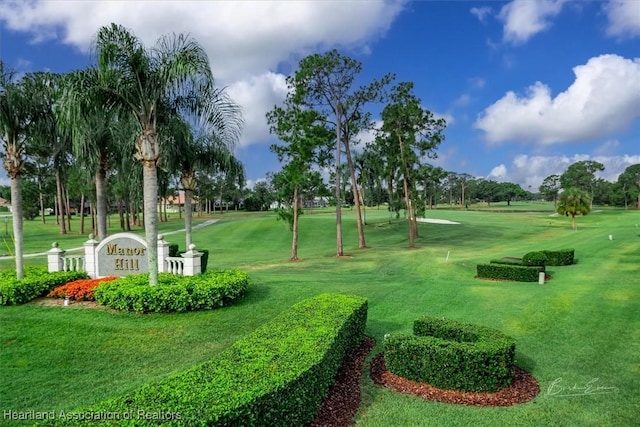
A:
[474,54,640,145]
[0,0,406,82]
[604,0,640,39]
[488,164,508,180]
[470,6,492,24]
[0,0,407,155]
[498,0,566,44]
[226,72,288,147]
[486,153,640,190]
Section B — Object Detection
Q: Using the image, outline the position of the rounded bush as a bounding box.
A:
[94,269,249,313]
[522,251,547,266]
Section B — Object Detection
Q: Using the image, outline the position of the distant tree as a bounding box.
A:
[291,49,394,254]
[539,174,561,207]
[557,187,591,230]
[500,182,525,206]
[476,179,500,206]
[560,160,604,207]
[377,82,445,248]
[267,90,332,261]
[617,164,640,209]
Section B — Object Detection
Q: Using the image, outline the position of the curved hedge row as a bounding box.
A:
[0,268,88,305]
[384,316,515,392]
[93,269,249,312]
[45,293,368,426]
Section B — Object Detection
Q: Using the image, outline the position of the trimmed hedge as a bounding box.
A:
[522,251,547,266]
[46,293,368,426]
[93,269,249,313]
[0,268,89,305]
[542,248,575,266]
[384,316,515,392]
[477,263,545,282]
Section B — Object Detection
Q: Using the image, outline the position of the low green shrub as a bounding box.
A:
[542,248,575,266]
[522,251,547,266]
[46,293,368,426]
[477,263,545,282]
[384,316,515,392]
[93,269,249,312]
[0,268,88,305]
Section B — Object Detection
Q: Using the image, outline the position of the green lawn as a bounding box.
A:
[1,205,639,426]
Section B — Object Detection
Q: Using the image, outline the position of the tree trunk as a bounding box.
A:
[56,169,66,234]
[571,214,577,230]
[95,156,108,240]
[10,176,24,279]
[39,189,45,224]
[79,193,85,235]
[398,135,416,248]
[344,137,366,248]
[335,111,343,257]
[291,185,299,261]
[142,160,159,286]
[118,199,125,231]
[184,188,193,248]
[65,186,72,232]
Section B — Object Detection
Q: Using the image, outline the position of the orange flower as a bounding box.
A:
[48,276,118,301]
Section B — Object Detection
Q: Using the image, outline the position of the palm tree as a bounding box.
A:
[162,109,242,248]
[95,23,218,285]
[60,68,134,240]
[0,61,30,278]
[557,187,591,230]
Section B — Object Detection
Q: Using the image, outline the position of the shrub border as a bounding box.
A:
[48,293,368,426]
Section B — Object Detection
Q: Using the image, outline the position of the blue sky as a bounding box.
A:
[1,0,638,191]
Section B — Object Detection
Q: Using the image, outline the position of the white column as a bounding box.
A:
[84,234,99,278]
[181,244,202,276]
[47,243,65,273]
[157,235,170,273]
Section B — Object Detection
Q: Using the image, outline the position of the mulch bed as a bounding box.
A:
[310,337,540,427]
[370,353,540,407]
[309,337,375,427]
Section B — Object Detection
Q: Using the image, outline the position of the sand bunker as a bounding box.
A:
[416,218,461,225]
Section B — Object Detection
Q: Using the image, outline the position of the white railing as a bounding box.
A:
[62,256,85,272]
[165,257,185,275]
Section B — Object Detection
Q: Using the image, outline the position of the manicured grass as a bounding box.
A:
[1,206,639,426]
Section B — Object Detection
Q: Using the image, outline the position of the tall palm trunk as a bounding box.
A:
[65,186,72,232]
[9,177,24,279]
[55,170,66,234]
[95,155,108,240]
[79,193,85,235]
[142,161,159,285]
[184,189,193,248]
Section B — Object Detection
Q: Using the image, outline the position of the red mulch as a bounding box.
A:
[310,337,540,427]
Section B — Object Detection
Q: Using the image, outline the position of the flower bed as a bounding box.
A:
[48,277,118,301]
